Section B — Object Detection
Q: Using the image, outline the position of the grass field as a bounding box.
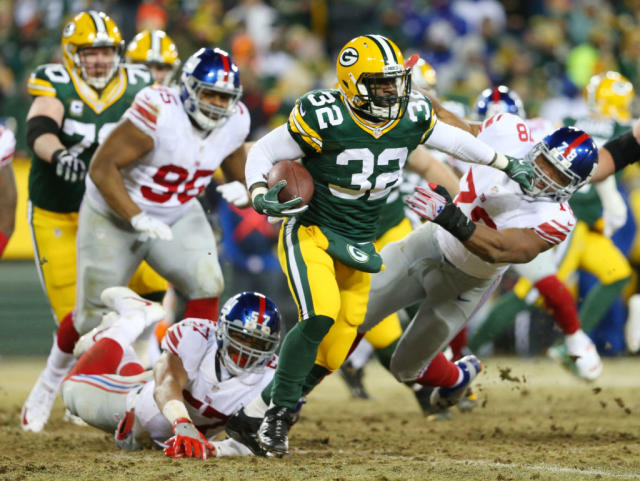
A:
[2,355,640,481]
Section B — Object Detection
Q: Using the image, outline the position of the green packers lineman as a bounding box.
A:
[227,34,535,456]
[22,10,167,433]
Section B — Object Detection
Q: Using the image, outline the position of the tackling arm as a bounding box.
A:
[425,94,480,136]
[462,225,551,264]
[89,119,154,221]
[591,119,640,182]
[405,183,551,264]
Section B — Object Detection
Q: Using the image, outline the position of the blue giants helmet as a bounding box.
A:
[216,292,281,376]
[180,47,242,131]
[473,85,526,120]
[524,126,598,201]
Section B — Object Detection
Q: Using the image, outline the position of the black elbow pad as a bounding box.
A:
[26,115,60,151]
[604,130,640,173]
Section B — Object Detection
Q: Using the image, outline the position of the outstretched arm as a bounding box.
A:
[591,119,640,182]
[405,183,552,264]
[154,351,215,459]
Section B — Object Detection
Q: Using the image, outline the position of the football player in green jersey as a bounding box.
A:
[22,10,168,433]
[225,34,535,456]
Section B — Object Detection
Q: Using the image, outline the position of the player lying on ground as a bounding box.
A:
[61,288,280,459]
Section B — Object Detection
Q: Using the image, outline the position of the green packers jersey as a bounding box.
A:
[287,89,436,242]
[564,116,632,228]
[27,63,153,213]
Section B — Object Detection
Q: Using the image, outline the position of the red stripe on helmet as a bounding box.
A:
[257,295,266,325]
[562,133,590,157]
[220,53,230,82]
[492,87,501,103]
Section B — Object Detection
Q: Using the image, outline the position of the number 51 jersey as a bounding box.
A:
[85,85,250,225]
[436,113,576,279]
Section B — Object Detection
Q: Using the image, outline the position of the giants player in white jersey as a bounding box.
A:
[0,125,16,258]
[78,47,249,333]
[23,48,250,435]
[62,289,280,458]
[358,117,599,406]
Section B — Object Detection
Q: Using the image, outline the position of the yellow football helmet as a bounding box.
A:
[126,30,180,85]
[336,35,412,121]
[585,71,635,121]
[61,10,124,90]
[411,58,437,93]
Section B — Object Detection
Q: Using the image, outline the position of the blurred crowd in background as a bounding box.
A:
[2,0,640,153]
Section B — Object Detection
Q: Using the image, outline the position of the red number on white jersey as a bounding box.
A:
[141,164,214,204]
[454,169,497,229]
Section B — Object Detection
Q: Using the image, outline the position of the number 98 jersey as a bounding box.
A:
[85,85,250,225]
[27,63,153,213]
[287,89,437,242]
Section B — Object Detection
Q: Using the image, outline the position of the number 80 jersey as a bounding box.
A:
[287,89,437,242]
[85,85,250,225]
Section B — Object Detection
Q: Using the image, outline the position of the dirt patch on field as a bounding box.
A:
[2,357,640,481]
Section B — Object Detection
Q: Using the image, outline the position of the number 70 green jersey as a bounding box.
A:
[287,89,436,242]
[27,63,153,213]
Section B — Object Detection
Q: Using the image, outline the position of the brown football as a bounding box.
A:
[267,160,314,206]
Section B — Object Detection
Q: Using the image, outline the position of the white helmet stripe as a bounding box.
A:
[151,30,162,61]
[370,34,397,65]
[88,10,107,34]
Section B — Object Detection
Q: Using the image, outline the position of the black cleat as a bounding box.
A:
[412,384,452,421]
[225,408,268,457]
[339,361,370,399]
[258,406,295,456]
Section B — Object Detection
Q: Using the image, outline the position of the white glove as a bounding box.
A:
[130,212,173,241]
[595,176,627,237]
[216,181,250,207]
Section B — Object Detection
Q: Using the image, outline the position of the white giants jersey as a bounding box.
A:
[86,85,250,224]
[436,113,576,279]
[133,318,275,444]
[0,125,15,168]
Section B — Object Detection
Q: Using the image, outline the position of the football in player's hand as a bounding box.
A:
[267,160,314,206]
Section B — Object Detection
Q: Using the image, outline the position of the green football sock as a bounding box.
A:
[265,315,334,409]
[468,292,528,352]
[579,276,631,332]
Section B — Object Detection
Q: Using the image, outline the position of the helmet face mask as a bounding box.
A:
[77,46,118,89]
[180,48,242,131]
[523,127,598,201]
[216,292,281,376]
[337,35,411,121]
[61,11,124,90]
[355,67,412,120]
